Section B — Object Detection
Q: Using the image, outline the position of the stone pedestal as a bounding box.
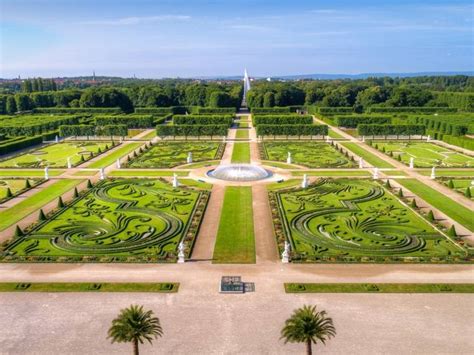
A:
[301,174,309,188]
[430,167,436,179]
[409,157,414,169]
[67,157,72,169]
[44,167,49,180]
[100,168,105,180]
[116,159,121,169]
[172,174,179,188]
[373,168,379,180]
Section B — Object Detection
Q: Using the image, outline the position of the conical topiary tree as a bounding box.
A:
[385,180,391,188]
[87,179,93,188]
[73,187,79,198]
[14,225,23,237]
[427,210,435,222]
[57,196,64,208]
[25,179,31,188]
[410,199,417,208]
[38,209,47,221]
[465,187,471,198]
[6,187,12,198]
[448,180,454,189]
[398,188,403,198]
[447,225,457,237]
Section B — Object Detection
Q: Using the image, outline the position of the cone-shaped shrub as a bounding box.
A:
[38,209,47,221]
[87,179,93,188]
[14,225,23,237]
[80,155,85,162]
[398,189,403,197]
[410,199,417,208]
[448,180,454,188]
[89,152,94,159]
[97,147,102,153]
[382,147,386,152]
[374,143,378,149]
[126,155,131,162]
[25,179,31,189]
[397,154,402,162]
[57,196,64,208]
[6,187,12,198]
[447,225,457,237]
[385,180,391,188]
[465,187,471,198]
[427,210,435,222]
[105,144,109,150]
[73,187,79,198]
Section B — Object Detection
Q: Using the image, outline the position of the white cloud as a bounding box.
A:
[79,15,191,26]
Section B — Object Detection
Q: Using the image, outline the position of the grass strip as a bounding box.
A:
[88,143,143,168]
[235,129,249,139]
[267,179,301,191]
[417,169,474,177]
[328,129,345,139]
[285,283,474,293]
[0,282,179,293]
[262,160,303,169]
[0,179,83,231]
[397,178,474,231]
[179,179,213,190]
[291,170,370,177]
[109,170,189,177]
[213,186,255,263]
[341,142,394,168]
[0,169,63,177]
[231,143,251,163]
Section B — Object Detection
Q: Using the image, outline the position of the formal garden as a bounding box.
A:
[269,178,472,263]
[371,141,474,168]
[0,178,43,203]
[0,178,209,262]
[438,178,474,199]
[0,141,115,168]
[124,142,225,168]
[260,141,356,168]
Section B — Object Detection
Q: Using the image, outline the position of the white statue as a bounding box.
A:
[409,157,414,169]
[44,166,49,180]
[177,241,185,263]
[67,157,72,169]
[302,174,309,188]
[287,152,292,164]
[373,167,379,180]
[281,241,290,263]
[116,159,121,169]
[362,135,365,143]
[427,135,431,142]
[55,135,59,143]
[222,136,226,143]
[100,167,105,180]
[359,157,364,169]
[172,173,179,188]
[187,152,193,164]
[430,166,436,179]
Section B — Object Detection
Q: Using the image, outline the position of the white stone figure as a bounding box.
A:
[430,166,436,179]
[302,174,309,188]
[427,135,431,142]
[409,157,414,169]
[326,136,331,143]
[55,135,59,143]
[281,241,290,263]
[359,157,364,169]
[287,152,292,164]
[116,159,121,169]
[373,167,379,180]
[172,173,179,188]
[100,167,105,180]
[362,136,365,143]
[120,137,124,143]
[223,136,226,143]
[187,152,193,164]
[177,241,185,263]
[67,157,72,169]
[44,166,49,180]
[471,180,474,186]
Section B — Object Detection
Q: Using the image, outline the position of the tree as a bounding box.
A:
[281,305,336,355]
[5,96,17,114]
[108,305,163,355]
[263,92,275,107]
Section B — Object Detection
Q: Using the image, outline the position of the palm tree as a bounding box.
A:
[281,305,336,355]
[108,304,163,355]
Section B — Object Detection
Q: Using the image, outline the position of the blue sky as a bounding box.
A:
[1,0,473,78]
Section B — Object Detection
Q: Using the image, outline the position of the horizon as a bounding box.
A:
[1,0,473,78]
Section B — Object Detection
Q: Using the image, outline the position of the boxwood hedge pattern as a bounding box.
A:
[270,178,472,263]
[1,179,209,263]
[125,142,225,168]
[260,142,356,168]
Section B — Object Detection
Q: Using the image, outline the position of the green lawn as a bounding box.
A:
[341,142,394,168]
[231,143,251,163]
[125,142,223,168]
[438,178,474,200]
[0,179,83,231]
[267,179,301,191]
[213,186,255,263]
[328,129,345,139]
[0,282,179,292]
[88,143,143,168]
[140,130,157,139]
[1,179,207,262]
[239,122,249,128]
[396,179,474,231]
[417,169,474,177]
[0,169,63,177]
[262,160,303,169]
[0,178,43,201]
[261,142,356,168]
[235,129,249,139]
[178,179,213,190]
[374,142,474,168]
[108,170,189,177]
[0,141,113,168]
[271,178,470,263]
[291,170,370,177]
[285,283,474,293]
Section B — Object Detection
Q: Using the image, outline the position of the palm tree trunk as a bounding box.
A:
[133,338,139,355]
[306,339,312,355]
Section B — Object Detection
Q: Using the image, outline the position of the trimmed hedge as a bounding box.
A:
[256,124,328,137]
[253,114,313,126]
[172,115,234,126]
[0,115,79,136]
[94,115,154,128]
[368,107,457,114]
[251,107,291,114]
[334,115,391,128]
[433,92,474,111]
[194,107,236,114]
[59,125,96,137]
[317,107,353,115]
[357,124,425,137]
[409,114,473,136]
[0,135,43,155]
[156,124,228,138]
[134,106,186,115]
[34,107,123,114]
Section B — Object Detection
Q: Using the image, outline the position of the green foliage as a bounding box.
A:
[0,136,43,155]
[433,91,474,111]
[368,107,457,114]
[253,115,313,126]
[0,115,78,137]
[14,225,23,237]
[251,107,291,114]
[57,196,64,208]
[334,115,391,128]
[156,124,228,138]
[256,124,328,137]
[427,210,435,222]
[357,124,425,136]
[447,225,457,237]
[172,115,234,126]
[95,115,154,128]
[465,187,472,198]
[35,107,123,114]
[38,209,47,221]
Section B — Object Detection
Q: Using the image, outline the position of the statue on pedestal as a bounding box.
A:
[301,174,309,188]
[172,173,179,188]
[281,241,290,263]
[373,167,379,180]
[430,166,436,179]
[177,241,185,263]
[100,167,105,180]
[44,166,49,180]
[67,157,72,169]
[286,152,292,164]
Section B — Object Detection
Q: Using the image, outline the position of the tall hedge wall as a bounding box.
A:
[251,107,291,114]
[357,124,425,136]
[0,115,79,136]
[368,107,457,114]
[172,115,234,126]
[156,124,228,138]
[34,107,123,114]
[252,115,313,126]
[94,115,154,128]
[433,92,474,111]
[334,115,391,127]
[0,135,43,155]
[256,124,328,137]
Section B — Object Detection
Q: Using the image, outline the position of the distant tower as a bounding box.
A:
[242,69,251,107]
[92,71,96,82]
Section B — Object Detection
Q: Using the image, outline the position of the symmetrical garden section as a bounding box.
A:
[1,179,208,262]
[270,178,471,263]
[0,178,43,203]
[371,142,474,168]
[260,142,356,168]
[0,141,114,168]
[125,142,225,168]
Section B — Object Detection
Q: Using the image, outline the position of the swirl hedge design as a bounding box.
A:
[2,179,208,263]
[272,178,471,263]
[260,141,356,168]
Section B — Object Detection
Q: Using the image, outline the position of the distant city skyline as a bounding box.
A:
[1,0,473,78]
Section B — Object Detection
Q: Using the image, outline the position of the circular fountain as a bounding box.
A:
[207,164,271,182]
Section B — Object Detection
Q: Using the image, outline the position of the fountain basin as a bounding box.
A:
[207,164,271,181]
